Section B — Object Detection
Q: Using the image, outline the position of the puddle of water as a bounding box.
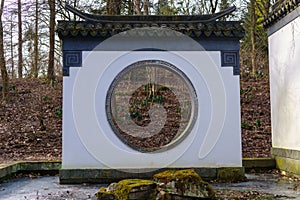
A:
[0,173,299,200]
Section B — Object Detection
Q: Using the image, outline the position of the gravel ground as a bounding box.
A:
[0,171,299,200]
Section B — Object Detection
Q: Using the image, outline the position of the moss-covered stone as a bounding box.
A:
[96,179,156,200]
[95,187,115,200]
[115,179,156,200]
[154,169,202,183]
[95,169,217,199]
[154,169,215,199]
[217,168,247,182]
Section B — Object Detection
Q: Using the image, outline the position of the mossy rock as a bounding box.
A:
[96,169,216,199]
[217,168,247,182]
[154,169,202,183]
[95,187,115,200]
[96,179,157,200]
[115,179,157,200]
[154,169,215,199]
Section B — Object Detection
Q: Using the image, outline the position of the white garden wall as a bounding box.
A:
[266,3,300,175]
[269,15,300,151]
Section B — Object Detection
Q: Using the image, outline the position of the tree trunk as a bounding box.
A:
[143,0,149,15]
[47,0,55,81]
[134,0,141,14]
[107,0,121,15]
[209,0,219,14]
[18,0,22,78]
[73,0,79,20]
[250,0,256,76]
[220,0,229,10]
[0,0,9,100]
[10,15,14,78]
[128,0,133,14]
[158,0,164,14]
[33,0,38,78]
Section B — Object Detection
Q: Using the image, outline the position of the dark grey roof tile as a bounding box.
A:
[57,21,244,39]
[263,0,300,28]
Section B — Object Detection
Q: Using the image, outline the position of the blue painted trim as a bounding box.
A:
[221,50,240,75]
[61,37,241,76]
[61,37,240,51]
[63,51,82,76]
[63,67,70,76]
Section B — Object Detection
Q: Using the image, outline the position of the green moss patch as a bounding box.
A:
[154,169,215,199]
[114,179,156,200]
[153,168,202,183]
[96,179,156,200]
[217,168,247,182]
[95,187,115,200]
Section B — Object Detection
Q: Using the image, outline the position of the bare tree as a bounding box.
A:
[18,0,22,78]
[249,0,256,76]
[33,0,38,77]
[47,0,55,81]
[0,0,9,100]
[143,0,149,15]
[209,0,219,13]
[134,0,141,14]
[107,0,121,14]
[9,14,15,78]
[72,0,79,20]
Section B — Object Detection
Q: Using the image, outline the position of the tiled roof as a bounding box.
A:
[57,21,244,39]
[263,0,300,28]
[57,5,244,39]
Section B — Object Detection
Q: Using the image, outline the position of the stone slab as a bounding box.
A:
[271,148,300,160]
[243,158,276,169]
[271,148,300,176]
[0,163,19,182]
[59,167,245,184]
[0,159,282,183]
[274,157,300,176]
[0,161,61,182]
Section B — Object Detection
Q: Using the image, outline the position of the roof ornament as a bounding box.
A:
[65,4,236,23]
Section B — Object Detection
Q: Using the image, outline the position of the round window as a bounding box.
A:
[106,60,198,152]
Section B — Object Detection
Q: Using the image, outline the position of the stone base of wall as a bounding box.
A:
[59,167,245,184]
[0,161,61,183]
[272,147,300,176]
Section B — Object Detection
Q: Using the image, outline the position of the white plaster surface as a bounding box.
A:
[269,16,300,151]
[62,51,242,169]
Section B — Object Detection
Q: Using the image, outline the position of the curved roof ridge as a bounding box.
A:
[65,4,236,23]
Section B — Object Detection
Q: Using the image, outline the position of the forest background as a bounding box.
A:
[0,0,274,161]
[0,0,272,90]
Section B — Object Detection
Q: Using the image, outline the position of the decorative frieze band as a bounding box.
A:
[63,51,82,76]
[221,50,240,75]
[62,50,240,76]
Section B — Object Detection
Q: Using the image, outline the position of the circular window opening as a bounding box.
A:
[106,60,198,152]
